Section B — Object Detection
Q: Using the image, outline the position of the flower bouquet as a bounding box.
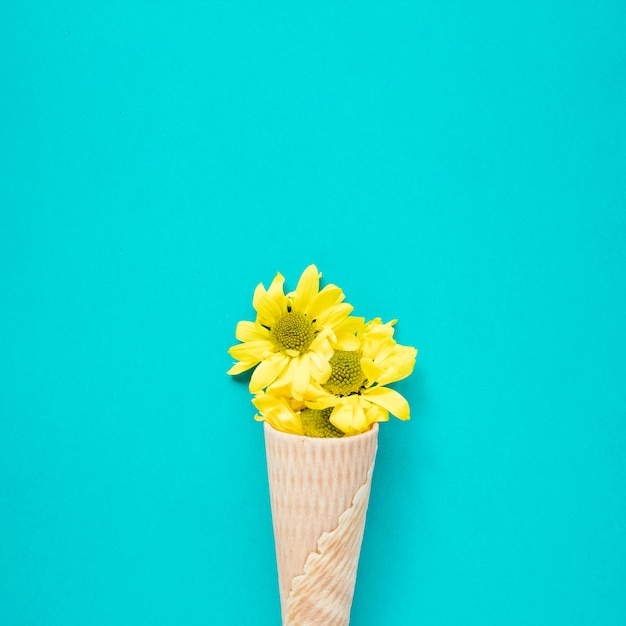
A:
[228,265,417,626]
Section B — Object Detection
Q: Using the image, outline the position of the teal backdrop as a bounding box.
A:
[1,2,625,625]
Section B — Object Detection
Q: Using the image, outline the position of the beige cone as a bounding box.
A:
[264,421,379,626]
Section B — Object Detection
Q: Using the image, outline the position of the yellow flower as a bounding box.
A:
[227,265,362,401]
[308,318,418,436]
[251,388,345,438]
[251,390,304,436]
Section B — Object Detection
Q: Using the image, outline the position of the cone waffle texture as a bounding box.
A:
[264,422,379,626]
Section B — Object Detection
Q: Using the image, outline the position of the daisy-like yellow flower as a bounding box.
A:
[308,318,418,436]
[227,265,362,401]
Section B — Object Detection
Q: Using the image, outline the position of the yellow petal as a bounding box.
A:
[290,264,320,314]
[305,393,338,410]
[291,355,312,401]
[249,353,289,392]
[360,357,382,384]
[363,386,411,420]
[337,315,365,335]
[228,340,274,363]
[253,273,286,326]
[305,285,344,319]
[334,334,361,351]
[309,349,332,384]
[376,345,418,385]
[318,301,353,328]
[226,360,256,376]
[365,402,389,425]
[328,401,356,433]
[333,316,365,349]
[361,319,396,359]
[252,392,303,435]
[308,327,333,353]
[267,271,289,307]
[251,390,284,414]
[330,398,369,436]
[235,320,271,343]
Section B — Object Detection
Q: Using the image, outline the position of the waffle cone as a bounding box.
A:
[264,421,379,626]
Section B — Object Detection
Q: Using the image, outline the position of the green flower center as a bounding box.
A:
[271,312,315,353]
[301,407,344,438]
[324,351,367,396]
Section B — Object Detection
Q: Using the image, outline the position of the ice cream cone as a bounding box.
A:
[264,421,379,626]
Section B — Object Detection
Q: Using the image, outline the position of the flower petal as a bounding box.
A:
[305,393,338,410]
[235,320,271,343]
[226,360,256,375]
[305,285,344,319]
[253,273,286,326]
[290,264,320,314]
[360,358,382,384]
[363,386,411,420]
[252,391,303,435]
[291,355,312,401]
[330,398,368,435]
[365,402,389,425]
[228,340,274,363]
[376,345,418,385]
[320,302,354,328]
[309,349,332,384]
[250,353,289,392]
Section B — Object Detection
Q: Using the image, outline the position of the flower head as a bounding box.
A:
[227,265,362,401]
[228,266,418,437]
[307,318,418,436]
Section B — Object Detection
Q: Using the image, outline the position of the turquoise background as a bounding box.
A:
[1,2,625,624]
